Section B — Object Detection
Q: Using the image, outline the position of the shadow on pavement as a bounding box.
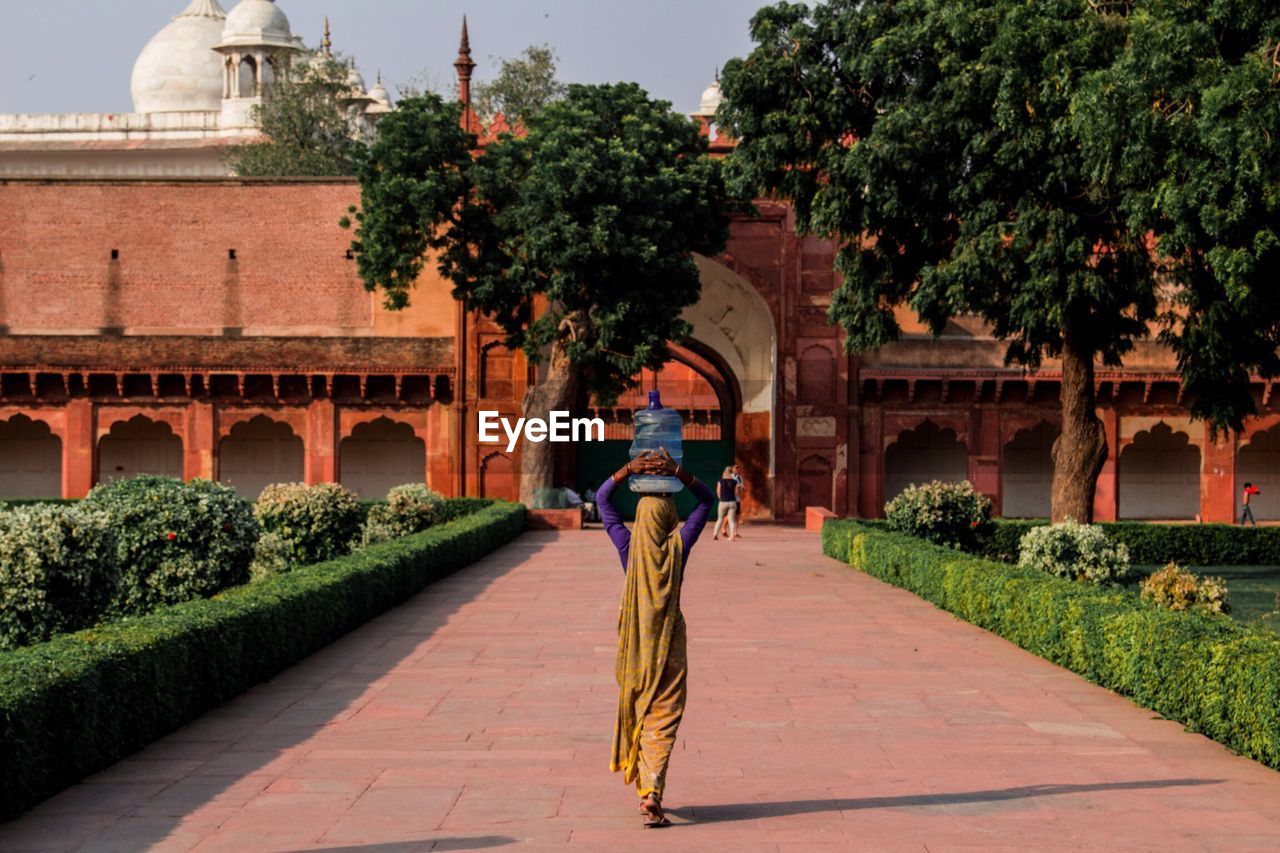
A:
[0,534,551,852]
[672,777,1221,823]
[288,836,517,852]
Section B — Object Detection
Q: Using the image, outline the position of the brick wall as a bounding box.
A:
[0,179,456,338]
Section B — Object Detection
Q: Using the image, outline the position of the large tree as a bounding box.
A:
[226,54,366,177]
[720,0,1280,522]
[472,45,567,126]
[345,84,730,503]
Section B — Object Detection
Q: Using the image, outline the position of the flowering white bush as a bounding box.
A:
[85,476,259,615]
[0,504,116,649]
[362,483,448,547]
[255,482,362,566]
[1017,518,1131,584]
[884,480,991,551]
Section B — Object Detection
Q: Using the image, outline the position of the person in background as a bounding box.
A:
[731,463,745,532]
[1242,481,1260,526]
[713,466,741,541]
[596,449,716,828]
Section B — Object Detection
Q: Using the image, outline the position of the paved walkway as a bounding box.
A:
[3,528,1280,852]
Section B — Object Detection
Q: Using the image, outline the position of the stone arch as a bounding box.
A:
[339,417,426,499]
[1002,421,1059,518]
[884,420,968,505]
[218,415,304,500]
[0,415,62,499]
[98,415,183,484]
[687,255,776,422]
[798,454,834,512]
[238,56,257,98]
[1237,425,1280,521]
[1119,421,1201,520]
[480,451,516,502]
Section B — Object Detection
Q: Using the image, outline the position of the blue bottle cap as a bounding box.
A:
[648,390,663,410]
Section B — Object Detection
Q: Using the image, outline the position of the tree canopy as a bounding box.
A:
[226,54,367,177]
[720,0,1280,520]
[472,45,567,126]
[344,82,731,500]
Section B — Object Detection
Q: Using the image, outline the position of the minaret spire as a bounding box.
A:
[322,16,333,57]
[454,16,479,134]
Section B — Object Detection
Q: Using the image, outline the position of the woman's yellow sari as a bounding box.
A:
[609,495,688,799]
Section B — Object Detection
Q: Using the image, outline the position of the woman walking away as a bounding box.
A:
[713,466,741,540]
[597,449,715,828]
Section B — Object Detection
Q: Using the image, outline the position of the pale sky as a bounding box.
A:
[0,0,770,116]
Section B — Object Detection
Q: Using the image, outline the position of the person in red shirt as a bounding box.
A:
[1241,482,1260,526]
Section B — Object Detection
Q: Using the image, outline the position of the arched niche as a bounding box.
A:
[798,454,834,512]
[339,417,426,499]
[884,420,968,505]
[218,415,304,500]
[1119,421,1201,520]
[480,451,516,502]
[98,415,183,484]
[1002,421,1059,518]
[0,415,62,499]
[1237,425,1280,521]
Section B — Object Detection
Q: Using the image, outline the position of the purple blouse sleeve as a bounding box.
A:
[679,479,717,558]
[597,476,630,571]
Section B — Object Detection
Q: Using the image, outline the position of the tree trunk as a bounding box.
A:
[518,340,580,506]
[1050,322,1108,523]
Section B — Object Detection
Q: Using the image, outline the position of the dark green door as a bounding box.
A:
[577,439,733,520]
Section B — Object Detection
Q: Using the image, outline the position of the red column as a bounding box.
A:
[305,400,338,485]
[857,407,883,517]
[62,398,95,498]
[185,401,216,482]
[1201,426,1236,524]
[1092,407,1119,522]
[969,407,1001,511]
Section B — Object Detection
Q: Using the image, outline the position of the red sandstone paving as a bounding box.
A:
[2,530,1280,851]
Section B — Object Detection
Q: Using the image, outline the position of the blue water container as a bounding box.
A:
[629,390,685,494]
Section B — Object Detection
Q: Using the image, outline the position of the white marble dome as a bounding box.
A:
[131,0,228,114]
[217,0,299,50]
[698,79,724,118]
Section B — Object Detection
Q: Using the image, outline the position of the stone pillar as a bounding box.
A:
[1201,425,1236,524]
[1092,407,1120,522]
[857,407,883,517]
[969,407,1001,512]
[185,401,216,482]
[305,399,338,485]
[62,398,94,499]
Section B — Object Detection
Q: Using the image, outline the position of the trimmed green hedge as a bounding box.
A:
[979,519,1280,565]
[0,499,524,820]
[822,519,1280,770]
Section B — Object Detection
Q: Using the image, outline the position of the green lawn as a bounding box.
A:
[1132,565,1280,631]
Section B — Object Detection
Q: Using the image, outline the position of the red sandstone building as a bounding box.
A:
[3,8,1280,524]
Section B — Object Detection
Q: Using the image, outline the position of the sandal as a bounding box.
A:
[640,794,671,828]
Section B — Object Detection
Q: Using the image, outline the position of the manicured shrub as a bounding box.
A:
[0,504,116,649]
[83,477,258,615]
[823,519,1280,771]
[254,482,362,566]
[362,483,448,546]
[884,480,991,551]
[249,531,293,580]
[0,499,524,820]
[980,519,1280,566]
[1017,519,1132,584]
[1141,563,1231,615]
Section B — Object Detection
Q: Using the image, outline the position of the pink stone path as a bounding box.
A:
[3,528,1280,852]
